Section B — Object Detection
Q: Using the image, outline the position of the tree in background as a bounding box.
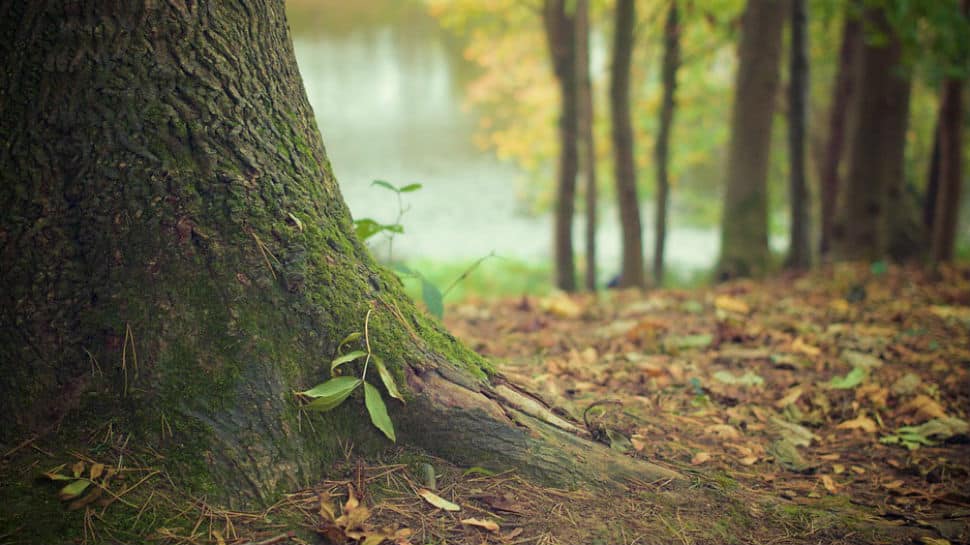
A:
[833,5,913,261]
[576,0,598,290]
[0,0,679,513]
[786,0,812,270]
[543,0,579,291]
[653,1,681,286]
[818,8,861,259]
[717,0,787,279]
[929,0,970,263]
[611,0,645,288]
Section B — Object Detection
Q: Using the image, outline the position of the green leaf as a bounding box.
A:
[301,377,361,412]
[383,223,404,234]
[354,219,383,241]
[330,350,367,374]
[338,331,362,349]
[371,179,398,193]
[462,466,496,477]
[827,367,866,389]
[373,355,404,401]
[58,479,92,501]
[421,277,444,319]
[364,381,395,442]
[398,183,423,193]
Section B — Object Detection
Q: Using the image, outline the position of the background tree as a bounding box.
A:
[717,0,787,279]
[576,0,598,290]
[786,0,812,269]
[832,5,913,261]
[653,1,681,286]
[0,0,678,511]
[818,8,861,259]
[543,0,579,291]
[611,0,645,288]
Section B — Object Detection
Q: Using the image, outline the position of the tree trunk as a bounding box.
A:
[576,0,598,291]
[819,12,861,258]
[654,2,680,286]
[833,6,914,261]
[786,0,811,270]
[544,0,579,292]
[0,0,679,510]
[716,0,786,279]
[930,76,965,262]
[923,121,942,234]
[611,0,645,288]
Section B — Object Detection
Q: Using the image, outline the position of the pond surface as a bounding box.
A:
[289,0,720,277]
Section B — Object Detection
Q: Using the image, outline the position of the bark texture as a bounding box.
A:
[819,12,860,258]
[717,0,786,279]
[833,7,914,261]
[654,2,680,286]
[786,0,811,270]
[576,0,597,291]
[544,0,578,292]
[611,0,645,288]
[0,0,679,509]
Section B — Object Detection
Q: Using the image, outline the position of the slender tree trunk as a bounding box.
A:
[923,123,942,234]
[0,0,679,512]
[544,0,579,291]
[786,0,811,269]
[833,6,914,261]
[819,13,861,258]
[716,0,786,279]
[576,0,597,291]
[654,2,680,286]
[611,0,645,288]
[931,76,965,262]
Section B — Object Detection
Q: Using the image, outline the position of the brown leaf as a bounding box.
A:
[690,451,711,465]
[897,394,948,421]
[821,475,839,494]
[461,518,500,532]
[836,415,878,433]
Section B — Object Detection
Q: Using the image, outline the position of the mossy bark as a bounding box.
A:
[0,0,679,509]
[716,0,786,280]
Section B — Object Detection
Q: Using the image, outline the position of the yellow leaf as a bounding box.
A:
[704,424,741,440]
[72,460,85,478]
[417,488,460,511]
[775,386,804,409]
[714,295,749,314]
[821,475,839,494]
[461,518,500,532]
[89,463,104,480]
[836,415,878,433]
[690,452,711,465]
[791,337,821,357]
[898,394,948,421]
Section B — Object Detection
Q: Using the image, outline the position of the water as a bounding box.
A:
[289,0,720,274]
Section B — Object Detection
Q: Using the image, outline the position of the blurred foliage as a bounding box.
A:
[425,0,964,228]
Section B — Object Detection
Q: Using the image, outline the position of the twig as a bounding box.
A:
[236,531,296,545]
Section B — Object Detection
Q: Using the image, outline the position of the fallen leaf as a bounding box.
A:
[897,394,948,421]
[540,292,582,319]
[792,337,821,357]
[836,415,878,433]
[715,295,750,314]
[461,518,500,532]
[690,452,711,465]
[775,386,804,409]
[821,475,839,494]
[705,424,741,440]
[418,488,460,511]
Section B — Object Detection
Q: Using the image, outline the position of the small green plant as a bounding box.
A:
[395,252,494,320]
[298,309,403,441]
[353,179,422,261]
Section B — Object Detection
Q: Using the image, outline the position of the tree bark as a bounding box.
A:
[0,0,680,510]
[785,0,811,270]
[930,75,965,262]
[819,12,861,258]
[576,0,597,291]
[716,0,786,279]
[611,0,645,288]
[833,6,914,261]
[654,2,680,286]
[544,0,579,292]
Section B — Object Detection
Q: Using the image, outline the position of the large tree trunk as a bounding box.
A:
[819,12,861,258]
[0,0,679,510]
[930,76,965,262]
[716,0,786,279]
[576,0,598,291]
[785,0,811,270]
[611,0,645,288]
[833,6,914,261]
[544,0,579,292]
[653,2,680,287]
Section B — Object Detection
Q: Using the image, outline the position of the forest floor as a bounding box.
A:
[5,263,968,545]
